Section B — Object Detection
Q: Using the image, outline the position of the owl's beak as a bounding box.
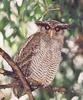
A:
[49,30,54,38]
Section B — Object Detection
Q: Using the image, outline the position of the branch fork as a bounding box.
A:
[0,48,34,100]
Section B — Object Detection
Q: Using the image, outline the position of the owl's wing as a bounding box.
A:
[14,32,40,76]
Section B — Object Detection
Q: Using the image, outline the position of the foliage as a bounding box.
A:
[0,0,83,100]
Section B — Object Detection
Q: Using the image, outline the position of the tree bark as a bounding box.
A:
[0,48,34,100]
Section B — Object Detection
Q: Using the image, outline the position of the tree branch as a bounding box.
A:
[0,48,34,100]
[45,85,66,93]
[0,68,15,77]
[0,84,16,89]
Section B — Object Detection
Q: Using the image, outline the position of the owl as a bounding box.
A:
[14,20,69,93]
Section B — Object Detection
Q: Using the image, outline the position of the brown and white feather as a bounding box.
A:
[14,20,67,87]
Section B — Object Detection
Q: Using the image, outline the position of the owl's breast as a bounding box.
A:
[29,38,62,86]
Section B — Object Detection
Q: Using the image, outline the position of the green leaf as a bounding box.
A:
[3,0,11,17]
[0,17,8,31]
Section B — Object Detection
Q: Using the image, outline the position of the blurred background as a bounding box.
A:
[0,0,83,100]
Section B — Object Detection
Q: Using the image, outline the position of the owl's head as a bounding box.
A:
[36,20,69,44]
[36,20,69,37]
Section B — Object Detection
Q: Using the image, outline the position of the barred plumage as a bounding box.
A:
[14,20,68,88]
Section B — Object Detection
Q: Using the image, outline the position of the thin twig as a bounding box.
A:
[0,68,15,77]
[0,48,34,100]
[0,84,11,89]
[0,80,22,89]
[45,85,66,94]
[0,84,16,89]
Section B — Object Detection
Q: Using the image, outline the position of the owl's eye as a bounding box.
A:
[55,26,61,32]
[45,25,50,30]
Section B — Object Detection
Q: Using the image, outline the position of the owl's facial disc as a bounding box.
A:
[36,21,69,38]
